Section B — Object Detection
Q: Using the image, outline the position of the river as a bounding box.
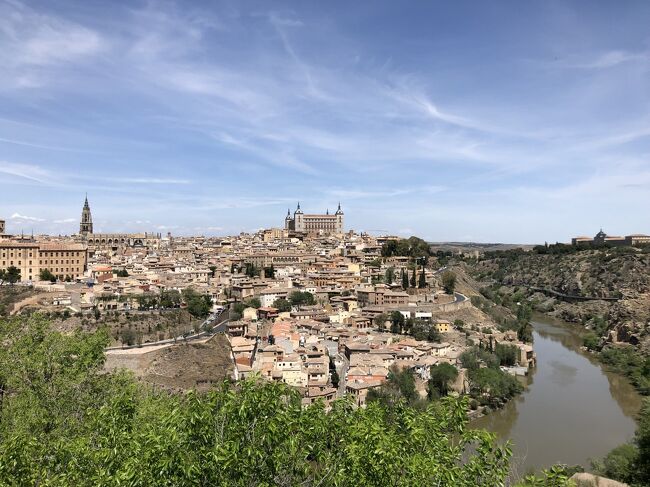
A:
[471,314,643,474]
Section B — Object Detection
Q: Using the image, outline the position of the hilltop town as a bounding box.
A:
[0,197,535,409]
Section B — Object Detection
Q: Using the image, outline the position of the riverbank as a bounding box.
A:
[471,314,642,474]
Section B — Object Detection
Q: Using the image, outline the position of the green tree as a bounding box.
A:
[390,310,405,334]
[289,290,315,306]
[517,321,533,343]
[442,271,456,294]
[495,343,519,367]
[182,289,211,319]
[381,236,431,261]
[367,365,418,406]
[272,298,292,312]
[233,302,247,315]
[418,267,426,288]
[410,268,416,288]
[401,268,409,290]
[160,289,181,308]
[460,346,500,371]
[4,266,20,286]
[468,367,523,406]
[264,264,275,279]
[428,363,458,398]
[374,313,389,332]
[329,357,340,388]
[39,268,57,283]
[385,267,395,284]
[245,297,261,309]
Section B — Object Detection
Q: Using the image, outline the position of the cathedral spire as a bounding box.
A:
[80,194,93,236]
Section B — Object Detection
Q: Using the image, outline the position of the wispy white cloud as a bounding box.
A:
[269,13,320,97]
[0,161,53,184]
[0,0,106,91]
[10,212,45,222]
[0,136,89,152]
[570,50,648,69]
[326,185,446,200]
[107,177,191,185]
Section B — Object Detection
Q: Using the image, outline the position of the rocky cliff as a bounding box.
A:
[465,247,650,353]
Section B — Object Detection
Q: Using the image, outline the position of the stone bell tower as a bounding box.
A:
[79,194,93,235]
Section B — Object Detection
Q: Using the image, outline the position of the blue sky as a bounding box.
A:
[1,0,649,243]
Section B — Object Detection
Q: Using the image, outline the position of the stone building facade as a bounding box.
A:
[571,229,650,247]
[0,241,87,282]
[78,196,160,250]
[284,203,344,235]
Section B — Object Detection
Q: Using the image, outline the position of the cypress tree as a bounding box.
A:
[418,267,426,288]
[410,268,416,288]
[401,269,408,290]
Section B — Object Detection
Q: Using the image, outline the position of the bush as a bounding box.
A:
[0,317,514,486]
[582,332,600,351]
[120,327,136,346]
[441,271,456,294]
[591,443,637,484]
[495,343,519,366]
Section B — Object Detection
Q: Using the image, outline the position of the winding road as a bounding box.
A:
[104,308,230,351]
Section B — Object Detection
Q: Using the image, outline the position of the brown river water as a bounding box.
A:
[471,314,643,475]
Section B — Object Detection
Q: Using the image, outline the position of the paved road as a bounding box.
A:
[336,353,349,397]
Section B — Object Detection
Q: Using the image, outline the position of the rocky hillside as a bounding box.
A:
[472,247,650,299]
[465,246,650,354]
